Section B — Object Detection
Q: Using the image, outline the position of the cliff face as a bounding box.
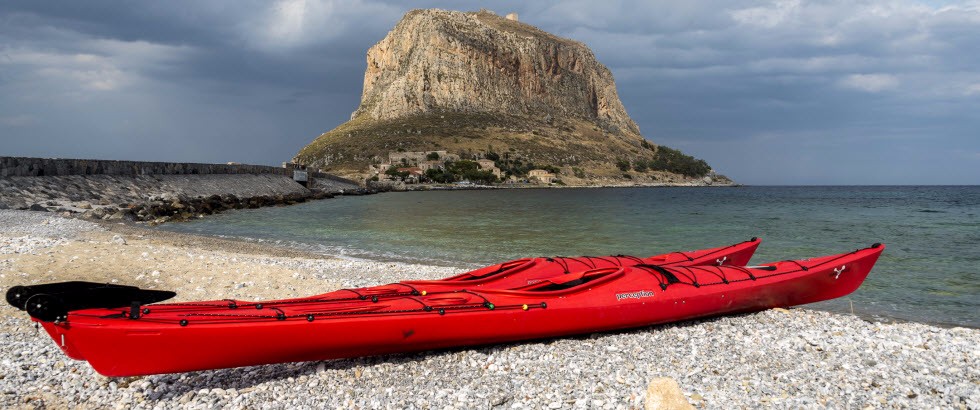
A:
[353,9,639,136]
[297,9,719,184]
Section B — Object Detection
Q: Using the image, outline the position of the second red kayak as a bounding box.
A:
[238,237,762,308]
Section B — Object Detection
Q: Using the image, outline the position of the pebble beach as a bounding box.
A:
[0,210,977,409]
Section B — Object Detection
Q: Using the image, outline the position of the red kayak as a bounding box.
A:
[242,237,762,306]
[6,239,761,319]
[6,239,759,370]
[12,242,882,377]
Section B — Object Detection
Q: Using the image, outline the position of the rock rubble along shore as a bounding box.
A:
[0,173,375,223]
[0,210,976,409]
[94,192,336,225]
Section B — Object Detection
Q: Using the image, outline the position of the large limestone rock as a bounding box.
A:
[353,9,639,135]
[297,9,717,184]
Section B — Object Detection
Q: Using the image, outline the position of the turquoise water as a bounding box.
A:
[159,186,980,328]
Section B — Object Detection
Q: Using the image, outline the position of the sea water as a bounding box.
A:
[159,186,980,328]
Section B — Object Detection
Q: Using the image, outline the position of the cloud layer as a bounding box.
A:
[1,0,977,184]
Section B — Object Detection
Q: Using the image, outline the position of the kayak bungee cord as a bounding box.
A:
[140,297,551,326]
[636,244,880,289]
[686,266,733,284]
[75,275,591,326]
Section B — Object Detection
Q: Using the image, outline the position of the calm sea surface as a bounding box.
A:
[158,186,980,328]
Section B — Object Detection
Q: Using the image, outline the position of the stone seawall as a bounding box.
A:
[0,157,363,186]
[0,157,291,177]
[0,157,370,223]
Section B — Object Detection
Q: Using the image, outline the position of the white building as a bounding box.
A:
[528,169,556,184]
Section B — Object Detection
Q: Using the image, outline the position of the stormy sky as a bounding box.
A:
[1,1,977,184]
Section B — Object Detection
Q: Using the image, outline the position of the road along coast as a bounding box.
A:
[0,210,976,409]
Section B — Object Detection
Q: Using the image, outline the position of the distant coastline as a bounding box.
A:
[1,156,737,225]
[392,182,740,192]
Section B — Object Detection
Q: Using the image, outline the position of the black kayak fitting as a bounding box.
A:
[6,281,176,322]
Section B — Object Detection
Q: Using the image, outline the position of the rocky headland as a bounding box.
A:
[296,9,728,186]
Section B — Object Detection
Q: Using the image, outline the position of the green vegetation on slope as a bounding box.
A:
[644,145,711,178]
[296,112,717,182]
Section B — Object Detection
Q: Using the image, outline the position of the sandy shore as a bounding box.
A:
[0,210,977,409]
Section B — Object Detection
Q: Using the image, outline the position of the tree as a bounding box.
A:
[541,165,561,174]
[646,145,711,178]
[447,160,497,184]
[425,168,454,183]
[426,152,440,160]
[616,158,631,172]
[385,165,409,180]
[448,160,480,175]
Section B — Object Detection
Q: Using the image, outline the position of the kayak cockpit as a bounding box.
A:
[482,267,625,295]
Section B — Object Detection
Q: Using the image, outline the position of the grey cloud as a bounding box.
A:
[1,0,978,184]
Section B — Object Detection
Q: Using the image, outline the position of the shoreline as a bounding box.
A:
[373,181,741,192]
[1,210,977,408]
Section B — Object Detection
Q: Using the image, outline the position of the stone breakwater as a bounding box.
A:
[0,174,373,224]
[0,157,372,223]
[0,210,977,409]
[0,156,292,177]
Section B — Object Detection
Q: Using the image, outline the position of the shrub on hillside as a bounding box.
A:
[425,168,454,183]
[448,160,498,184]
[647,146,711,178]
